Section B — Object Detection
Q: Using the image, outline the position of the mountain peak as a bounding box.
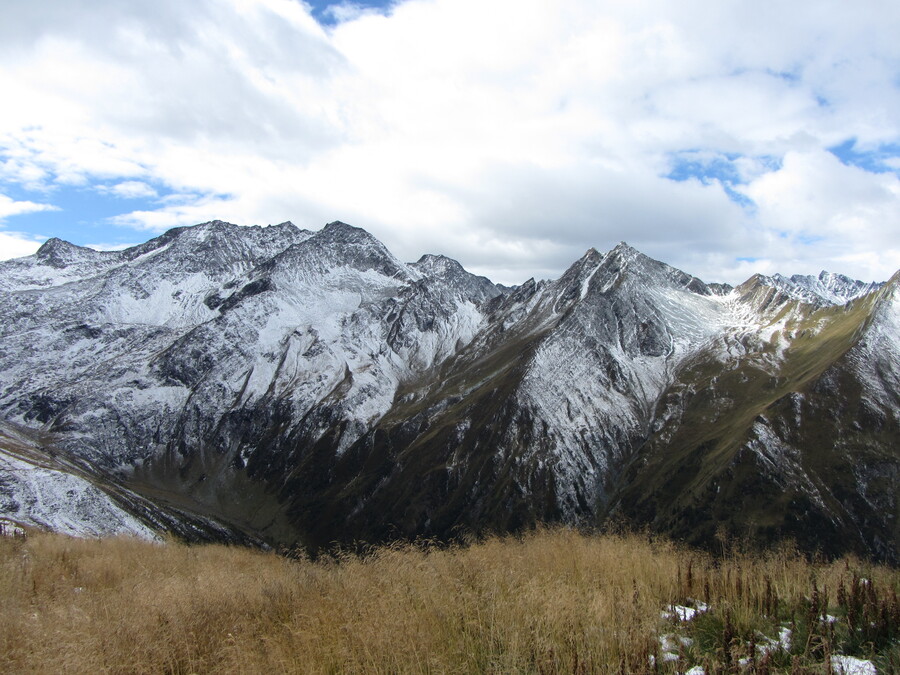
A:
[609,241,639,257]
[590,242,713,296]
[601,241,653,271]
[315,220,394,249]
[314,221,391,249]
[36,236,81,254]
[35,237,104,269]
[573,247,603,266]
[196,219,235,228]
[416,253,455,263]
[321,220,367,238]
[414,253,464,274]
[752,270,883,306]
[410,253,505,304]
[278,220,411,281]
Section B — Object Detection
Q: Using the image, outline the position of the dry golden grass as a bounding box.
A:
[0,527,896,673]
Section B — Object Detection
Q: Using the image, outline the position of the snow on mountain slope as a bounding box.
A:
[281,240,895,553]
[608,269,900,562]
[845,270,900,410]
[145,222,506,462]
[0,220,895,560]
[0,239,121,292]
[0,449,159,539]
[764,271,883,307]
[410,254,504,306]
[0,422,159,539]
[0,220,511,540]
[513,244,734,511]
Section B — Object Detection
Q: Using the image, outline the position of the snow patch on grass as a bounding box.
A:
[831,655,877,675]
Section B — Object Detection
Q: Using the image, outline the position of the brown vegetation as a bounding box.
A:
[0,528,897,673]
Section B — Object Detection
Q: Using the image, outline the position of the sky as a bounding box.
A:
[0,0,898,286]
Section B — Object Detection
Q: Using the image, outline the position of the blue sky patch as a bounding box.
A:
[794,233,825,246]
[666,151,782,186]
[667,151,745,185]
[828,138,900,175]
[306,1,396,26]
[767,68,802,84]
[665,151,780,210]
[0,177,177,248]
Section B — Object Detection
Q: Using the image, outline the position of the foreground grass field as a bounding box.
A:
[0,528,897,673]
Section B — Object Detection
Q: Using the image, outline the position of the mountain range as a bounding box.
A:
[0,220,896,561]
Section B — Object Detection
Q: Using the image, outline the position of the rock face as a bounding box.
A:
[0,220,896,561]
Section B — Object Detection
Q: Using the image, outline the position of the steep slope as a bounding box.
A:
[608,273,899,561]
[0,420,158,539]
[0,221,313,464]
[271,244,747,547]
[0,221,896,560]
[770,270,884,306]
[0,419,267,544]
[0,220,507,543]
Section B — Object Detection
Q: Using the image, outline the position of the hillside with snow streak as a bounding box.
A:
[0,220,897,561]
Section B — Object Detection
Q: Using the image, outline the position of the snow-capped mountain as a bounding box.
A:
[0,221,896,561]
[769,271,883,306]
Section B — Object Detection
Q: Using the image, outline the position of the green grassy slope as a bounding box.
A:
[608,283,899,561]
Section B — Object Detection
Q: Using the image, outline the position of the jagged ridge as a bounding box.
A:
[0,221,896,561]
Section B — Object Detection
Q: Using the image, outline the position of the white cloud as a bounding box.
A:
[0,194,56,260]
[322,2,393,24]
[110,196,240,231]
[103,181,158,199]
[736,149,900,282]
[0,0,898,284]
[0,231,44,260]
[0,193,57,220]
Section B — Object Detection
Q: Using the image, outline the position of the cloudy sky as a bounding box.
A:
[1,0,898,285]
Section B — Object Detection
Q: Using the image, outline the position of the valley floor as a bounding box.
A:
[0,527,897,673]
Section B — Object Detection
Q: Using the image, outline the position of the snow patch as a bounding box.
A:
[831,655,877,675]
[661,603,708,622]
[0,451,159,540]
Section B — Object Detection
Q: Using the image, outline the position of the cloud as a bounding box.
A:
[110,194,241,231]
[321,2,394,25]
[0,194,56,260]
[0,0,898,284]
[0,193,58,220]
[736,149,900,282]
[412,159,750,284]
[0,231,44,260]
[102,181,158,199]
